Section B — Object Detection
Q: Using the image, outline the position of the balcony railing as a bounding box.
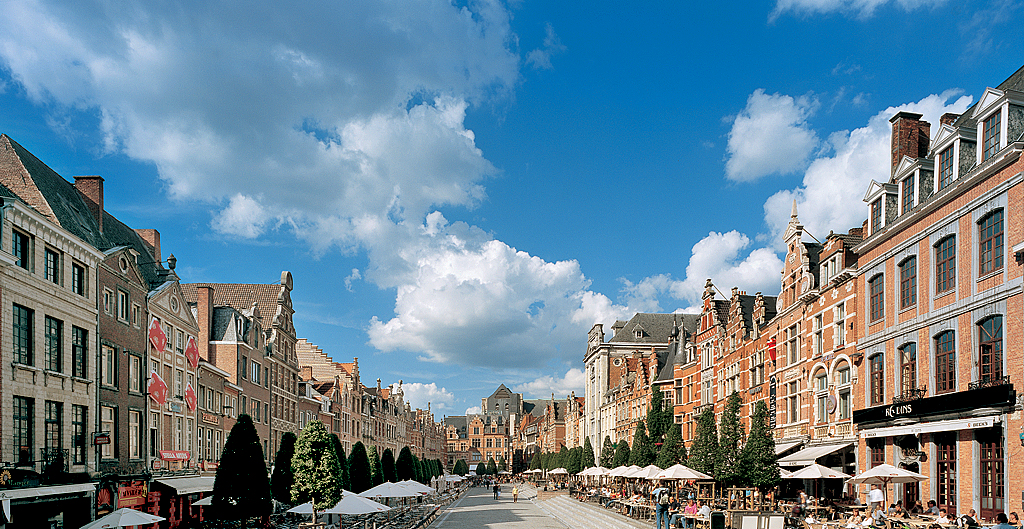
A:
[892,388,926,404]
[968,375,1011,391]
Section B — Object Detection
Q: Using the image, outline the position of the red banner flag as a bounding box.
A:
[184,380,197,411]
[149,317,167,353]
[185,335,200,368]
[767,337,777,363]
[148,369,168,406]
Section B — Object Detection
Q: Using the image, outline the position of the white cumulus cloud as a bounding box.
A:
[770,0,948,20]
[464,406,482,415]
[391,382,455,412]
[513,368,585,399]
[725,89,820,182]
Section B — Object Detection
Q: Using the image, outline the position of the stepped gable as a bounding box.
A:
[0,134,105,248]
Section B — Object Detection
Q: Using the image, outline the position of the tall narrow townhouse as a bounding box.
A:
[295,339,361,453]
[852,65,1024,521]
[0,135,105,528]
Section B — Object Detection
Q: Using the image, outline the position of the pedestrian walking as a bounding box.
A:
[512,485,519,503]
[653,482,671,529]
[493,483,500,500]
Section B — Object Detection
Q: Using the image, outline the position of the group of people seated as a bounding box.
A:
[840,500,1023,529]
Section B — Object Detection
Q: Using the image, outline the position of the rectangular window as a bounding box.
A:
[46,401,63,456]
[871,198,882,233]
[132,304,140,326]
[101,406,115,459]
[175,369,183,398]
[129,410,141,459]
[103,289,112,314]
[13,229,30,270]
[835,302,846,347]
[869,438,885,468]
[838,389,851,420]
[176,330,184,355]
[816,394,827,423]
[14,396,34,465]
[72,405,87,464]
[176,417,183,450]
[787,381,799,423]
[13,304,33,365]
[45,316,62,372]
[939,147,954,189]
[813,315,823,356]
[979,316,1003,382]
[787,324,799,365]
[241,355,248,380]
[129,355,142,392]
[150,412,160,455]
[982,111,1001,161]
[869,276,884,322]
[936,236,956,293]
[187,418,194,453]
[901,175,914,215]
[101,345,117,387]
[72,326,87,378]
[899,257,917,309]
[936,432,957,515]
[978,210,1003,275]
[118,290,129,321]
[899,343,917,393]
[870,354,884,405]
[44,247,60,284]
[935,331,956,393]
[71,262,86,296]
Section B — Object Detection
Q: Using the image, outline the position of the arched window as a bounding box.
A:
[978,316,1003,382]
[935,331,956,393]
[898,343,917,394]
[935,236,956,293]
[978,210,1004,275]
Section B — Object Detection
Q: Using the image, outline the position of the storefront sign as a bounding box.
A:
[168,401,183,413]
[159,450,190,461]
[93,432,111,445]
[117,481,148,508]
[854,384,1016,425]
[200,461,219,471]
[768,375,777,429]
[202,412,220,425]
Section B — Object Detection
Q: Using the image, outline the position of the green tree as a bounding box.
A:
[716,391,746,486]
[600,436,616,468]
[647,388,672,446]
[529,452,541,470]
[348,441,372,493]
[396,446,417,481]
[582,437,596,469]
[558,445,569,469]
[381,448,397,482]
[629,421,656,466]
[655,423,684,469]
[290,420,342,515]
[486,457,497,475]
[453,459,469,475]
[612,440,631,467]
[565,447,582,474]
[496,456,506,473]
[271,431,297,504]
[211,414,271,524]
[368,445,383,486]
[329,434,350,491]
[688,405,719,476]
[741,400,780,491]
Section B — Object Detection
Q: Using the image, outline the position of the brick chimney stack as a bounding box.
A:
[197,285,215,363]
[135,229,161,264]
[890,112,931,176]
[73,176,104,233]
[940,113,960,127]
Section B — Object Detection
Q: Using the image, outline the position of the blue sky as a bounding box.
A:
[1,0,1022,417]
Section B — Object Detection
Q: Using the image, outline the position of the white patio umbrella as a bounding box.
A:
[78,508,165,529]
[397,480,435,495]
[653,464,714,481]
[609,465,641,477]
[578,466,611,476]
[358,481,420,499]
[847,464,927,486]
[786,463,851,480]
[444,474,465,481]
[548,468,569,475]
[192,496,213,506]
[324,493,392,515]
[631,465,663,479]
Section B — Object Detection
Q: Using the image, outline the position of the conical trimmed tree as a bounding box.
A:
[600,436,616,468]
[486,457,497,475]
[368,445,383,486]
[211,414,271,524]
[655,423,684,469]
[741,400,781,492]
[688,405,719,476]
[582,436,596,469]
[629,421,656,466]
[496,456,506,473]
[330,434,350,491]
[396,446,417,481]
[348,442,372,493]
[612,440,630,467]
[453,459,469,475]
[271,431,297,504]
[290,420,342,514]
[647,388,672,446]
[381,448,398,482]
[716,391,746,486]
[529,452,541,470]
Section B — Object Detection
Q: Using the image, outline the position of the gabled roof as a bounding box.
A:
[181,283,282,327]
[952,64,1024,130]
[608,313,681,343]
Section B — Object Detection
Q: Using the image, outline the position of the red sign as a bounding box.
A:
[767,337,777,363]
[200,461,219,471]
[118,481,149,508]
[159,450,190,461]
[149,317,167,353]
[94,432,111,445]
[148,369,168,406]
[185,335,200,368]
[184,381,197,411]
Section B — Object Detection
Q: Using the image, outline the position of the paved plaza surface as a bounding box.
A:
[430,484,650,529]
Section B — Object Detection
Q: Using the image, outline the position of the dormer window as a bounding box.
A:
[901,175,914,215]
[982,111,1001,161]
[938,147,954,189]
[870,198,882,233]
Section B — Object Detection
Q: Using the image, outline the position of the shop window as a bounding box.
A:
[977,428,1004,521]
[935,432,957,516]
[14,396,34,466]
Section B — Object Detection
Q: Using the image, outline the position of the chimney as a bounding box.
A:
[889,112,930,176]
[197,285,215,363]
[73,176,104,233]
[940,113,960,127]
[135,229,161,264]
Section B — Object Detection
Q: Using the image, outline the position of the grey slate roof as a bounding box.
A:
[952,64,1024,131]
[608,313,683,343]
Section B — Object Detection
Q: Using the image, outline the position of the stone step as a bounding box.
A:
[538,494,652,529]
